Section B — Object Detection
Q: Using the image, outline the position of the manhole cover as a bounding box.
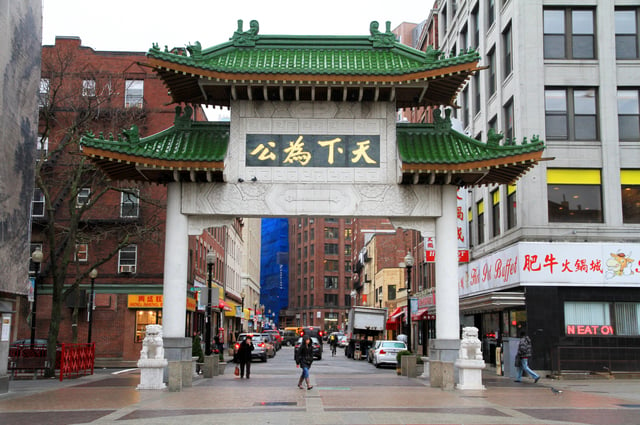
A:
[254,402,297,406]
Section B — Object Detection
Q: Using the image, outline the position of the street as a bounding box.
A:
[3,344,640,424]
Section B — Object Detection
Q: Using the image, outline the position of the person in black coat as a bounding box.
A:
[295,335,314,389]
[236,336,254,379]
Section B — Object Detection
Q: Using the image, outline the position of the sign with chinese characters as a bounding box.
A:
[425,189,469,263]
[128,294,163,308]
[246,134,380,168]
[459,242,640,296]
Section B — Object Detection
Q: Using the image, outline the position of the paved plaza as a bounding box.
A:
[2,348,640,425]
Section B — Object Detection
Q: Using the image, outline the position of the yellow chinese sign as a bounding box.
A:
[128,294,196,311]
[246,134,380,167]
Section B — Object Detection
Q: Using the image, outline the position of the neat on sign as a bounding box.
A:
[566,325,614,336]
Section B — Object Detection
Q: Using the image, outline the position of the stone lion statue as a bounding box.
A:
[459,326,483,360]
[139,324,164,360]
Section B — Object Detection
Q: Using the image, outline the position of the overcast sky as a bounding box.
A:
[42,0,436,52]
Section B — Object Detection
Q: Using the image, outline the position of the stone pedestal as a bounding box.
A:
[137,358,167,390]
[181,360,192,387]
[430,360,455,390]
[203,355,219,378]
[401,355,417,377]
[455,359,486,390]
[168,361,182,392]
[420,357,430,379]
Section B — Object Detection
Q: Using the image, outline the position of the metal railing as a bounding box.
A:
[551,346,640,375]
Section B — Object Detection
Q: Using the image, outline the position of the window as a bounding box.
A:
[325,218,338,223]
[388,285,396,301]
[460,24,468,51]
[487,47,496,97]
[125,80,144,108]
[491,189,501,237]
[547,169,603,223]
[324,243,339,255]
[118,245,137,273]
[310,276,314,289]
[324,276,338,289]
[121,189,140,217]
[344,294,352,307]
[77,188,91,207]
[303,295,307,307]
[504,99,514,143]
[564,301,640,336]
[477,200,485,245]
[82,79,96,97]
[37,136,48,158]
[38,78,49,108]
[615,8,639,59]
[324,227,339,239]
[545,88,598,140]
[462,89,469,125]
[503,24,512,78]
[344,245,352,256]
[75,243,88,262]
[345,260,351,273]
[324,260,339,272]
[488,115,497,136]
[471,6,480,49]
[507,185,517,229]
[32,188,45,217]
[135,309,161,342]
[618,89,640,140]
[344,228,352,239]
[621,170,640,223]
[324,294,338,307]
[486,0,495,29]
[473,73,481,116]
[468,207,474,248]
[544,8,595,59]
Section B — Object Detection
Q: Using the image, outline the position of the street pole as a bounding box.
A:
[30,248,43,346]
[205,251,215,356]
[87,268,98,343]
[404,251,415,352]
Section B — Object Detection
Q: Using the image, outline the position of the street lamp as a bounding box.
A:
[30,248,43,347]
[87,268,98,344]
[404,251,415,352]
[205,250,215,356]
[240,288,246,332]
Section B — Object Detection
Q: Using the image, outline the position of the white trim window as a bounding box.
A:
[75,243,88,262]
[32,188,45,217]
[77,188,91,208]
[125,80,144,108]
[118,245,137,274]
[39,78,49,107]
[82,79,96,97]
[37,135,48,158]
[121,189,140,218]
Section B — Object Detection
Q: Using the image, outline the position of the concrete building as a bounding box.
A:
[437,0,640,373]
[0,0,42,393]
[241,218,262,332]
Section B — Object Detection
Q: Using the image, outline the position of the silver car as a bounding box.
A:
[373,340,407,368]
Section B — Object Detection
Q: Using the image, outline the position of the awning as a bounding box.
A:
[224,300,239,317]
[389,306,406,321]
[218,299,232,311]
[458,291,525,314]
[411,307,435,321]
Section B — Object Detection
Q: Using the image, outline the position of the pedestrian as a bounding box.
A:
[295,335,314,390]
[236,335,254,379]
[329,334,338,356]
[192,332,204,374]
[514,331,540,383]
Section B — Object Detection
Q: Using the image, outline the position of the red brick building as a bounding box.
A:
[22,37,207,362]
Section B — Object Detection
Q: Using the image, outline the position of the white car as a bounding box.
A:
[338,335,348,348]
[373,340,407,368]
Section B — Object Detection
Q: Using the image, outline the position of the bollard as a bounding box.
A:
[181,360,192,387]
[203,355,218,378]
[168,361,182,392]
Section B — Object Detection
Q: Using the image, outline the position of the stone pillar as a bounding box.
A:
[162,182,191,386]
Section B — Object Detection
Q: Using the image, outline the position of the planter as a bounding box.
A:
[218,362,226,375]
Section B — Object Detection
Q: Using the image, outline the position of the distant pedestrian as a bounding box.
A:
[236,336,254,379]
[514,331,540,383]
[295,335,314,390]
[329,334,338,356]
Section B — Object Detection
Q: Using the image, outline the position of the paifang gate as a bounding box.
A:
[81,20,545,380]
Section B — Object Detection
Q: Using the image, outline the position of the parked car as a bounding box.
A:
[282,330,298,346]
[372,340,407,368]
[367,340,382,363]
[233,333,268,362]
[263,329,282,350]
[294,336,322,360]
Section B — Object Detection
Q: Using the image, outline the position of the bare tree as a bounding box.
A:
[36,42,166,377]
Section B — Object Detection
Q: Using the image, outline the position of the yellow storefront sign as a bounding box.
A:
[128,294,196,311]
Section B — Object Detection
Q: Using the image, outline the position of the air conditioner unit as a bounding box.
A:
[119,265,136,274]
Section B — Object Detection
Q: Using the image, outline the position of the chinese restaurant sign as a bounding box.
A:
[128,294,196,311]
[459,242,640,296]
[246,134,380,168]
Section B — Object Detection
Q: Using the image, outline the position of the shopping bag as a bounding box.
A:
[234,366,240,376]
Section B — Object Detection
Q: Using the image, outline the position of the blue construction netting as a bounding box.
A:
[260,218,289,328]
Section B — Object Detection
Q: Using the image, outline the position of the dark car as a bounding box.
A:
[294,336,322,360]
[282,330,298,346]
[263,329,282,350]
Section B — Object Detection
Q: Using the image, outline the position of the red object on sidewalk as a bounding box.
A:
[59,343,95,381]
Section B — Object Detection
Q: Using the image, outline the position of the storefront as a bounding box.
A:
[128,293,196,344]
[459,241,640,372]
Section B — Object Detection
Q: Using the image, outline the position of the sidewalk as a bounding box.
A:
[2,364,640,425]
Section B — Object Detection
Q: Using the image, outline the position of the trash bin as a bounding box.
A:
[502,337,520,378]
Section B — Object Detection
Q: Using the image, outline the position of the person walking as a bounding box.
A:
[514,331,540,383]
[236,335,254,379]
[329,334,338,356]
[295,335,314,390]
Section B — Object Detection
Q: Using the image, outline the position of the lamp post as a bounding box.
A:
[87,268,98,344]
[30,248,43,347]
[404,251,415,352]
[205,251,215,356]
[240,289,246,332]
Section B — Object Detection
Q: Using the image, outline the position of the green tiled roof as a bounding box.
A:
[397,109,546,185]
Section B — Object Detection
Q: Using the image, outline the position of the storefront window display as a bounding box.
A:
[135,309,162,342]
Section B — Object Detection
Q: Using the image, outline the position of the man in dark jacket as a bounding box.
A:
[236,336,254,379]
[515,331,540,383]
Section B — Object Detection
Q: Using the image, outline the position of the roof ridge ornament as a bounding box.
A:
[231,19,260,47]
[487,128,504,146]
[369,21,396,48]
[433,108,453,132]
[186,41,202,60]
[174,105,194,129]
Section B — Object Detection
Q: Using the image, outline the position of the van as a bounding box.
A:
[282,327,300,346]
